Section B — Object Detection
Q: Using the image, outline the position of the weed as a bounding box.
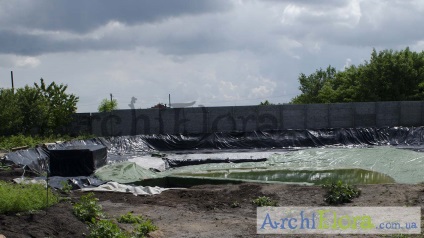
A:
[73,194,158,237]
[88,219,129,238]
[72,193,104,222]
[60,180,72,194]
[0,162,11,171]
[117,212,158,237]
[323,180,361,205]
[0,181,58,214]
[133,219,158,237]
[252,196,278,207]
[230,201,241,208]
[117,212,143,224]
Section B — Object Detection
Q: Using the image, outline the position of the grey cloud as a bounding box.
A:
[0,0,233,33]
[262,0,347,7]
[277,0,424,48]
[0,0,236,56]
[0,29,106,55]
[0,30,49,55]
[2,0,424,59]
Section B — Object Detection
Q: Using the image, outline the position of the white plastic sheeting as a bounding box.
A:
[80,181,168,196]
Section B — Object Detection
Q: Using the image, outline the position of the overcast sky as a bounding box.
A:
[1,0,424,112]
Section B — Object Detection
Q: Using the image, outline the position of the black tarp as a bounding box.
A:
[5,127,424,174]
[139,127,424,151]
[49,145,107,176]
[163,157,268,168]
[45,176,106,190]
[3,147,49,174]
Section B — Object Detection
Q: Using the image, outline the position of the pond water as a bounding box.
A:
[175,168,395,185]
[163,146,424,184]
[96,145,424,185]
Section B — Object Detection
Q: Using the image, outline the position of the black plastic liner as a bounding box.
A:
[49,145,107,176]
[5,127,424,174]
[48,176,106,190]
[140,127,424,151]
[3,136,152,174]
[163,157,268,168]
[3,147,50,174]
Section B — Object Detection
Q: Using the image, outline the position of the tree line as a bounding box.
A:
[0,79,78,136]
[291,47,424,104]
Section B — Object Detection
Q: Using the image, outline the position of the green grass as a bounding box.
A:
[0,181,59,214]
[0,134,94,151]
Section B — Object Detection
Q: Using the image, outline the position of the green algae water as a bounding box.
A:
[163,146,424,184]
[175,169,395,185]
[96,146,424,185]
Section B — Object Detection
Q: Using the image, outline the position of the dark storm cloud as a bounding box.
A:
[0,0,233,55]
[0,28,138,55]
[0,0,233,33]
[0,30,50,55]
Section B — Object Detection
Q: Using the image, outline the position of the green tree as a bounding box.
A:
[291,66,337,104]
[291,47,424,104]
[358,48,424,101]
[15,86,47,134]
[0,78,78,136]
[0,89,22,135]
[34,78,79,134]
[259,100,274,106]
[98,98,118,112]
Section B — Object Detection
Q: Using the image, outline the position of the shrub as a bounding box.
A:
[0,181,58,214]
[72,193,104,222]
[323,180,361,205]
[252,196,278,207]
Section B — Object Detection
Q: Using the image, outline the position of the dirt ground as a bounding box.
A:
[0,169,423,238]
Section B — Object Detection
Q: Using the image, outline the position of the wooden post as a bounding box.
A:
[10,71,14,91]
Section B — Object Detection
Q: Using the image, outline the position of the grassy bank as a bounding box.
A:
[0,181,59,214]
[0,134,94,151]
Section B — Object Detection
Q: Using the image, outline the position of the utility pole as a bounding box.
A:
[10,71,14,91]
[169,94,171,108]
[109,93,114,135]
